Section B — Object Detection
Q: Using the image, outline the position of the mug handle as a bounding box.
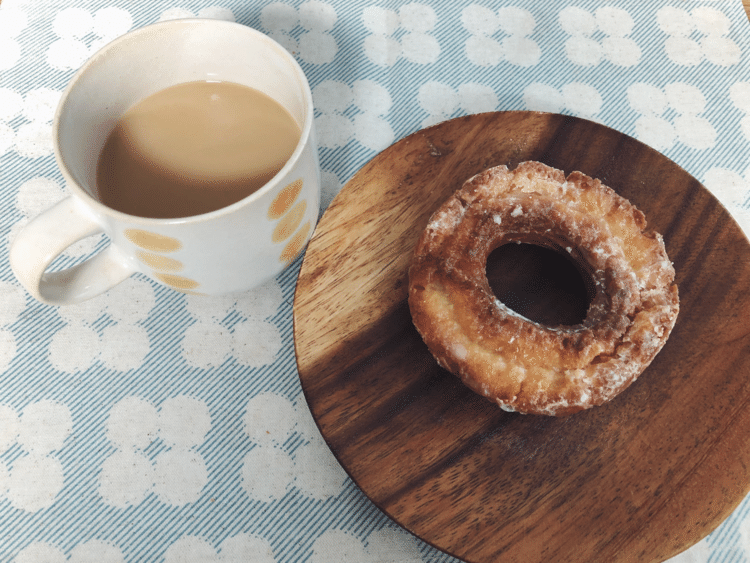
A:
[9,196,137,305]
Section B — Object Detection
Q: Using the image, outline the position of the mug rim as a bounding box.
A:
[52,18,316,226]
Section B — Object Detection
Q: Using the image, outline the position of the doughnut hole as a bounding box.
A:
[485,242,596,327]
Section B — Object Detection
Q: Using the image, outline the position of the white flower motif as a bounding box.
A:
[240,393,347,502]
[69,540,126,563]
[363,3,439,66]
[48,277,155,373]
[418,81,459,125]
[1,401,72,512]
[164,537,218,563]
[99,395,212,508]
[164,534,276,563]
[261,3,297,37]
[15,543,66,563]
[218,534,276,562]
[232,320,284,369]
[313,80,355,147]
[181,279,284,369]
[17,400,73,454]
[315,113,354,149]
[244,392,298,446]
[92,8,135,42]
[314,79,353,114]
[0,88,23,123]
[627,82,716,151]
[0,329,17,374]
[48,323,100,373]
[293,438,348,500]
[310,530,369,562]
[462,5,540,67]
[559,6,641,67]
[0,5,28,70]
[0,460,7,500]
[105,396,159,450]
[241,393,297,502]
[703,166,750,238]
[241,446,295,502]
[312,79,394,151]
[0,89,61,159]
[657,6,739,67]
[8,455,65,512]
[47,7,133,71]
[158,8,195,21]
[627,83,668,117]
[522,82,602,119]
[98,449,154,507]
[730,82,750,141]
[656,6,695,37]
[704,167,750,209]
[14,176,66,219]
[14,121,54,159]
[365,527,426,562]
[0,281,25,372]
[99,323,152,371]
[154,448,208,505]
[362,8,400,66]
[418,81,499,128]
[0,404,20,452]
[261,1,338,64]
[159,396,212,448]
[309,527,425,563]
[182,320,233,369]
[0,122,14,156]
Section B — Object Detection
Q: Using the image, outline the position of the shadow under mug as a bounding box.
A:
[10,18,321,305]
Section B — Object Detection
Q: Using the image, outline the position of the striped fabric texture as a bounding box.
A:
[1,0,750,561]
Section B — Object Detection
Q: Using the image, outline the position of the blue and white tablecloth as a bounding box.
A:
[1,0,750,561]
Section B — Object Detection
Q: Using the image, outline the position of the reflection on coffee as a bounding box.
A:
[96,80,301,219]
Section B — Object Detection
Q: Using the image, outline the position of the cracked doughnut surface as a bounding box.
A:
[407,161,679,416]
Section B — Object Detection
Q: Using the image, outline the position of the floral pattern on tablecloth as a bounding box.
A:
[2,0,750,561]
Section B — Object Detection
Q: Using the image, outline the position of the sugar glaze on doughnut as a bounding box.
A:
[408,161,679,416]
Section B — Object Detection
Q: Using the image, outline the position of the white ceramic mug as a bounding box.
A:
[10,18,320,305]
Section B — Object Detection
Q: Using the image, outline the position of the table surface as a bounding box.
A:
[2,1,750,563]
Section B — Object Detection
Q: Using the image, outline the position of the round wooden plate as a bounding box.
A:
[293,112,750,563]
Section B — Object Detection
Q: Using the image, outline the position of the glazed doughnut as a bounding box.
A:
[408,161,679,416]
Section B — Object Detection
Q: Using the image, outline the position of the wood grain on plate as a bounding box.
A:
[293,112,750,563]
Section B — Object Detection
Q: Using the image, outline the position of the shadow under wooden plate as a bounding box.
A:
[293,112,750,563]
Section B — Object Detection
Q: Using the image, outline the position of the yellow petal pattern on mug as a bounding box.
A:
[125,229,198,290]
[280,221,311,263]
[125,229,182,252]
[136,251,183,272]
[154,273,200,290]
[268,178,312,263]
[268,179,303,220]
[272,200,307,243]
